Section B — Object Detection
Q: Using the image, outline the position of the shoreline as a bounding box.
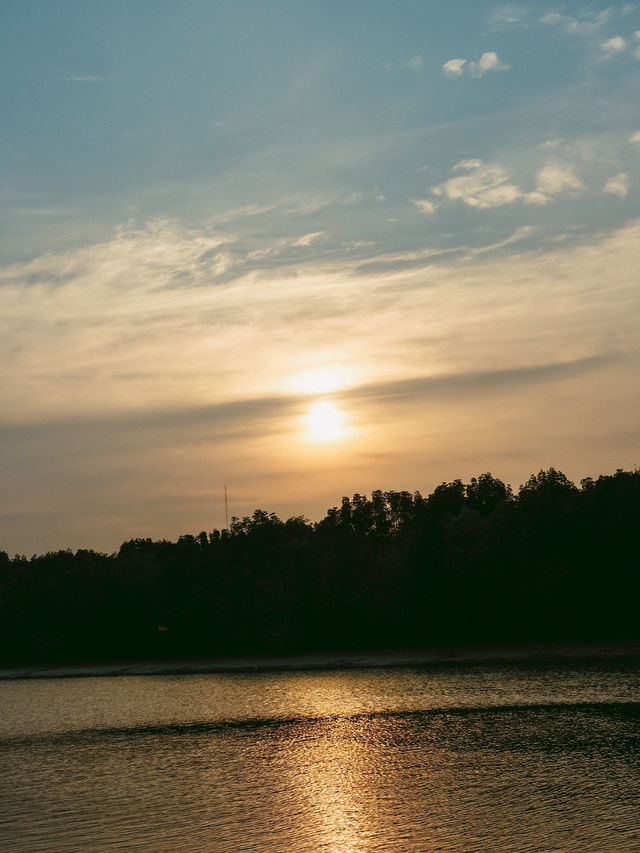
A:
[2,641,640,681]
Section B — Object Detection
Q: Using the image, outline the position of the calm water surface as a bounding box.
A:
[1,662,639,852]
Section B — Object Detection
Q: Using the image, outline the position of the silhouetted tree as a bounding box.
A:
[1,467,638,664]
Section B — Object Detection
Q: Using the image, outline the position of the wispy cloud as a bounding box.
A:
[352,226,536,276]
[603,172,630,196]
[412,199,438,215]
[61,75,119,83]
[207,194,331,228]
[404,55,423,70]
[539,8,624,34]
[247,230,327,260]
[495,4,636,33]
[443,51,510,78]
[542,10,607,32]
[290,231,327,247]
[345,354,618,405]
[431,160,523,209]
[489,5,529,29]
[536,164,583,195]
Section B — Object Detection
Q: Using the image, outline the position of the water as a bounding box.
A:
[1,662,639,852]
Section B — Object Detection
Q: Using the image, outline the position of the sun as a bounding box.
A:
[305,400,347,443]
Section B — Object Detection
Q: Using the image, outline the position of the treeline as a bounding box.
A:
[1,468,639,665]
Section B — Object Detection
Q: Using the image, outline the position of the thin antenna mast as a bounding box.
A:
[224,483,229,530]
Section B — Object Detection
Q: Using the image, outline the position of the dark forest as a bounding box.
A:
[1,468,638,666]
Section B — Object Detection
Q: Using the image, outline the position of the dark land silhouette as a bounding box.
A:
[1,468,638,666]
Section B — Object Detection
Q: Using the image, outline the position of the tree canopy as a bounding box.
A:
[1,468,638,665]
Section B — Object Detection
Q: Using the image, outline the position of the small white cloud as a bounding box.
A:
[490,5,529,28]
[412,199,438,215]
[291,231,326,247]
[432,159,523,209]
[630,130,640,143]
[442,58,467,77]
[383,63,393,71]
[601,35,628,56]
[536,164,583,195]
[524,191,551,206]
[404,56,423,70]
[444,52,510,78]
[452,159,484,171]
[603,172,630,197]
[248,229,328,259]
[469,51,511,76]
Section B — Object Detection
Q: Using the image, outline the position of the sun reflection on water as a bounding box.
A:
[285,718,378,850]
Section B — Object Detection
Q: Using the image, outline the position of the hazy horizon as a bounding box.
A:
[2,0,640,554]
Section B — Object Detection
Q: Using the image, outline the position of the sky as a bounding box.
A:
[1,0,640,554]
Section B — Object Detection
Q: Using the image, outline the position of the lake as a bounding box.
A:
[1,661,639,851]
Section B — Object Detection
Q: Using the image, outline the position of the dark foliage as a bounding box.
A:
[1,468,638,665]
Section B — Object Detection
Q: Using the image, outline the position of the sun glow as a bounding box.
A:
[289,366,353,396]
[305,399,347,443]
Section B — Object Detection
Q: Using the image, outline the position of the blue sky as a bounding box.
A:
[1,1,640,553]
